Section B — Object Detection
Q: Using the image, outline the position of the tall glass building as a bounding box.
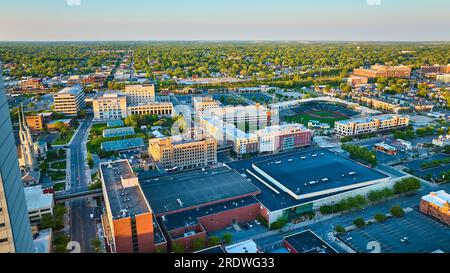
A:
[0,63,34,253]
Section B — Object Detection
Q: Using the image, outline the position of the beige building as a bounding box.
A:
[335,114,409,136]
[127,102,173,117]
[148,136,217,170]
[347,76,368,86]
[124,85,156,105]
[436,74,450,83]
[93,91,128,121]
[53,85,85,115]
[193,96,220,113]
[93,90,173,121]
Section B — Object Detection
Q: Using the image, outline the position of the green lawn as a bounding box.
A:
[283,112,348,127]
[50,161,66,170]
[48,171,66,181]
[53,182,66,191]
[52,130,75,145]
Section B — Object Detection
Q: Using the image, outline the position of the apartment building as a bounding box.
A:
[353,64,411,78]
[202,104,271,132]
[0,65,34,253]
[201,116,258,155]
[334,114,409,136]
[99,160,166,253]
[124,85,156,105]
[420,191,450,226]
[354,96,406,113]
[53,85,86,115]
[255,124,312,153]
[93,91,128,121]
[148,136,217,170]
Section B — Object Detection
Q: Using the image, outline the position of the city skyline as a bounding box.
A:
[1,0,450,41]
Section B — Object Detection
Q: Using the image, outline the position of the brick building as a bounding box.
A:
[420,191,450,226]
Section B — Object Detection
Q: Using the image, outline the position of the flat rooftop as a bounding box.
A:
[24,185,53,211]
[101,138,145,152]
[139,167,261,215]
[107,120,124,127]
[100,160,150,219]
[161,196,259,231]
[56,85,82,95]
[227,148,388,212]
[284,230,337,253]
[252,148,388,199]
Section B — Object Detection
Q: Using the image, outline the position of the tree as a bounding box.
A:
[53,235,70,253]
[40,214,53,229]
[393,177,421,194]
[390,205,405,217]
[353,218,366,228]
[335,225,345,234]
[192,237,206,251]
[172,242,185,253]
[92,238,101,253]
[221,232,233,244]
[374,213,387,222]
[207,236,221,247]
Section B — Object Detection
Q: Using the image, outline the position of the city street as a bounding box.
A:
[67,115,97,253]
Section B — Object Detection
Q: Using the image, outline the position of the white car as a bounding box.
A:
[400,237,408,243]
[89,214,95,220]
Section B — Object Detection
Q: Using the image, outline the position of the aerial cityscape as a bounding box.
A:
[0,0,449,265]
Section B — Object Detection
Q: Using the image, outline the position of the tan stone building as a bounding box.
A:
[124,85,156,105]
[93,91,128,121]
[148,136,217,170]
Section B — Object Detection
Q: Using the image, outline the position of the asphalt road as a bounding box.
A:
[68,115,97,253]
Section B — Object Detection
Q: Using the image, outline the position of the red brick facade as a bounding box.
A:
[419,199,450,226]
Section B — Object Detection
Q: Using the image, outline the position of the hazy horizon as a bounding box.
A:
[1,0,450,41]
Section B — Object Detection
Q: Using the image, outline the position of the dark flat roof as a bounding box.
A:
[140,167,261,215]
[284,230,337,253]
[227,148,385,212]
[253,148,387,196]
[161,196,259,231]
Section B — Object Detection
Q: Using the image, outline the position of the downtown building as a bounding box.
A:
[255,124,312,153]
[93,89,173,121]
[148,136,217,171]
[0,65,34,253]
[99,160,166,253]
[334,114,409,137]
[123,84,156,104]
[53,85,86,115]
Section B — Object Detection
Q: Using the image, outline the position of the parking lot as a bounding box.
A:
[405,153,450,180]
[338,208,450,253]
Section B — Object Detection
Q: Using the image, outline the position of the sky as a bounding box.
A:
[0,0,449,41]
